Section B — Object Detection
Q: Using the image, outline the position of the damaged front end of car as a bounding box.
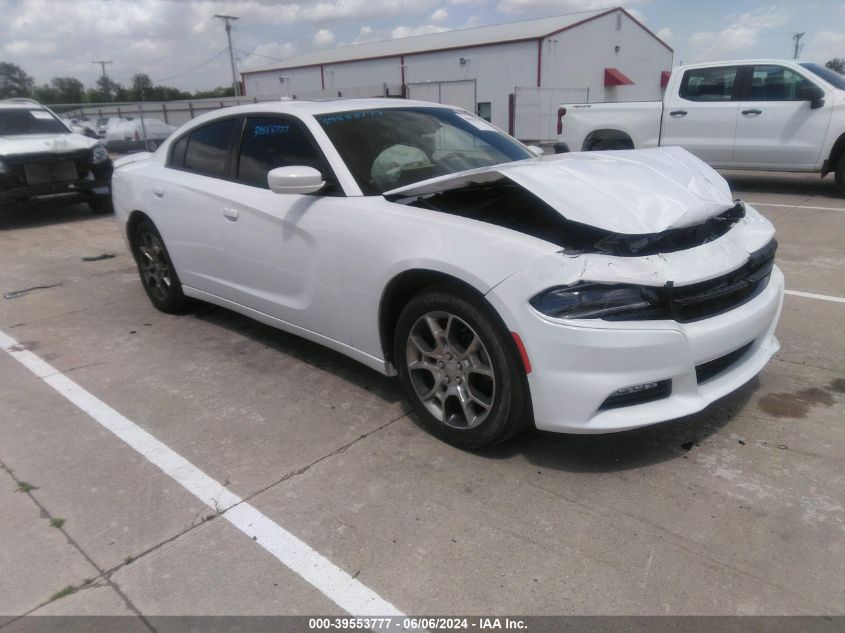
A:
[386,146,784,433]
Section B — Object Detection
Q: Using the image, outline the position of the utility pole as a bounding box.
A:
[792,32,805,60]
[92,60,113,101]
[214,14,240,96]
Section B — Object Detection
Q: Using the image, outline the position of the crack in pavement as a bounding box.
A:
[0,457,156,632]
[0,409,410,623]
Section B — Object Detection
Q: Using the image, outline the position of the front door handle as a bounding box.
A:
[153,186,164,198]
[222,207,239,221]
[669,110,687,117]
[742,109,762,116]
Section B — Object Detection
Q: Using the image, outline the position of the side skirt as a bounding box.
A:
[182,285,396,377]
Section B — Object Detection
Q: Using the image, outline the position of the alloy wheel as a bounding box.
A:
[405,311,496,429]
[137,232,173,302]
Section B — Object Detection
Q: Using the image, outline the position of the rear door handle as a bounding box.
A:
[153,186,164,198]
[742,109,762,116]
[669,110,687,116]
[222,207,239,221]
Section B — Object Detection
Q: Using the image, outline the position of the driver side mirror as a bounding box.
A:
[527,145,545,157]
[267,166,325,194]
[798,83,825,109]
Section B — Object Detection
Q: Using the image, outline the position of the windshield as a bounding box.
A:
[800,63,845,90]
[315,107,533,195]
[0,108,69,136]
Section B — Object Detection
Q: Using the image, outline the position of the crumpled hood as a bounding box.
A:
[386,146,735,235]
[0,133,98,157]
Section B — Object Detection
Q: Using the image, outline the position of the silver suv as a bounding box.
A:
[0,99,113,213]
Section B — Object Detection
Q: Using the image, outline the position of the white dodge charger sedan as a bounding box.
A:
[112,99,783,448]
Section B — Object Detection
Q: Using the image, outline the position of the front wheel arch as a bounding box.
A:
[378,270,486,367]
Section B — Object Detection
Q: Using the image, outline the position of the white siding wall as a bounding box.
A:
[404,40,536,129]
[540,11,673,102]
[241,10,673,137]
[323,57,403,92]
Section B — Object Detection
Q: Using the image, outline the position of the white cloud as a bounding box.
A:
[391,24,450,38]
[313,28,336,46]
[656,27,674,43]
[802,30,845,64]
[430,7,449,22]
[688,6,790,61]
[497,0,644,15]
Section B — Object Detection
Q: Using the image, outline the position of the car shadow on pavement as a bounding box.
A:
[478,377,761,473]
[721,171,841,197]
[0,202,101,230]
[188,301,759,473]
[190,302,407,406]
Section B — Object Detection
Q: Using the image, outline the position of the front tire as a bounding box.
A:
[131,220,188,314]
[394,287,529,448]
[835,157,845,197]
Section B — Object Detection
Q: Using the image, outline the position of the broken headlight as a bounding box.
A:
[530,283,658,320]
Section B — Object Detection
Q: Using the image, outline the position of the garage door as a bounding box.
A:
[407,80,476,113]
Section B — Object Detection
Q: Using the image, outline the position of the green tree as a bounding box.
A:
[130,73,153,101]
[0,62,34,98]
[96,74,122,102]
[51,77,85,103]
[825,58,845,74]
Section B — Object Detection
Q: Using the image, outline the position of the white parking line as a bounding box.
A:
[746,201,845,212]
[785,289,845,304]
[0,328,404,618]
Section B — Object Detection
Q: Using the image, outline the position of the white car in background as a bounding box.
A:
[112,99,783,448]
[105,117,176,152]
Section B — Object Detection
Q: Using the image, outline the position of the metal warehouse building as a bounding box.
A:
[241,7,673,142]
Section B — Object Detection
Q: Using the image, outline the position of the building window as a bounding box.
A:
[477,102,492,122]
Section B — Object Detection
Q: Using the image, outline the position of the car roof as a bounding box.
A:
[0,99,47,111]
[674,59,814,70]
[184,98,462,126]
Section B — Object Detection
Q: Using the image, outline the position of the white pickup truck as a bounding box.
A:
[555,59,845,194]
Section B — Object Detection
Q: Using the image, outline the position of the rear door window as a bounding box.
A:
[748,65,815,101]
[679,66,740,102]
[182,118,239,178]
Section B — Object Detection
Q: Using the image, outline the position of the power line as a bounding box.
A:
[155,48,229,83]
[235,48,291,63]
[215,14,241,96]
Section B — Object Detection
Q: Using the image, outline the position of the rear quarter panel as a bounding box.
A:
[559,101,664,150]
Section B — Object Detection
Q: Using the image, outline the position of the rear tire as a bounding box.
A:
[591,139,633,151]
[394,286,529,449]
[835,157,845,197]
[131,219,189,314]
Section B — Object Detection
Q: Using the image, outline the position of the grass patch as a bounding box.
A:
[124,555,134,565]
[50,518,66,529]
[16,482,38,493]
[49,585,76,602]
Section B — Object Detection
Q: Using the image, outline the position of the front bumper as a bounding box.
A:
[495,265,784,434]
[0,161,112,207]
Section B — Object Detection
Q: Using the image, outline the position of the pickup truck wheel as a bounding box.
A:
[394,287,529,449]
[592,140,633,151]
[836,157,845,197]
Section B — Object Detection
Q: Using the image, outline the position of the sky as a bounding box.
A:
[1,0,844,94]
